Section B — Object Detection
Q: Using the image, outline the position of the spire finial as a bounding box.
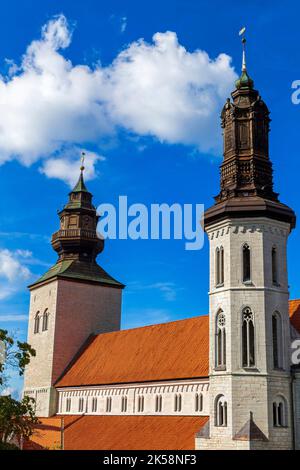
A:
[235,27,254,90]
[239,26,247,72]
[80,151,86,172]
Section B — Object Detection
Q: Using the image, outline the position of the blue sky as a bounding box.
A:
[0,0,300,396]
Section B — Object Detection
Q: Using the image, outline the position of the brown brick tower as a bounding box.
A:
[24,160,124,417]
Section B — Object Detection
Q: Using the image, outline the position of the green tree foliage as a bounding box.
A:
[0,329,36,388]
[0,329,38,447]
[0,395,38,444]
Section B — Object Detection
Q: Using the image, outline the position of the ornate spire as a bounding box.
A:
[70,152,88,194]
[235,27,254,90]
[51,152,103,262]
[30,151,124,289]
[204,32,296,229]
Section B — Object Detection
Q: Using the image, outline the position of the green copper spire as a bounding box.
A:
[71,152,89,193]
[72,171,89,193]
[235,27,254,90]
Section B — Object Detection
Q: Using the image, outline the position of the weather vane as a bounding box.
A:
[80,151,86,172]
[239,26,247,72]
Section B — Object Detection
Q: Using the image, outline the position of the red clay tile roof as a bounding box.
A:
[25,415,208,450]
[289,299,300,334]
[23,418,62,450]
[56,315,209,387]
[56,300,300,388]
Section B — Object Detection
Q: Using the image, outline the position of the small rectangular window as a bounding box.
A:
[66,398,71,412]
[138,395,144,412]
[243,244,251,282]
[78,397,84,413]
[272,247,278,285]
[92,398,97,413]
[106,397,112,413]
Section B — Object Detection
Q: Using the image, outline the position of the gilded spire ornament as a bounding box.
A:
[235,27,254,90]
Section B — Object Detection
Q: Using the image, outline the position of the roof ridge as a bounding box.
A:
[101,314,209,337]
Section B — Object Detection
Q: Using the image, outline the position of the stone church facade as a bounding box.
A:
[23,50,300,450]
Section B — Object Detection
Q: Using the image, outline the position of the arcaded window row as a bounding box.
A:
[63,392,204,414]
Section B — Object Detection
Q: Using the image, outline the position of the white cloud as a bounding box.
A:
[0,315,28,322]
[128,280,180,302]
[0,249,33,299]
[0,14,237,177]
[149,282,177,301]
[40,149,105,187]
[122,308,172,329]
[105,31,237,151]
[120,17,127,33]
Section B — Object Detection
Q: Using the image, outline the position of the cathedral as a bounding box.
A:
[23,45,300,450]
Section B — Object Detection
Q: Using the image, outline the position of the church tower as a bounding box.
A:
[24,159,124,417]
[197,34,296,449]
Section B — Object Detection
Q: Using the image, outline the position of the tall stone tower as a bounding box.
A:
[23,161,124,417]
[197,37,296,449]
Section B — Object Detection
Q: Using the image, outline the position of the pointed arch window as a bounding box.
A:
[242,243,251,282]
[215,395,227,427]
[42,309,49,331]
[273,396,288,427]
[195,393,203,412]
[242,307,255,367]
[272,312,283,369]
[34,312,40,334]
[215,246,224,286]
[272,246,278,285]
[216,310,226,368]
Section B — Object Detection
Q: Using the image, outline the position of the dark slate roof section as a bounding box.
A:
[195,419,210,439]
[29,259,124,289]
[233,412,268,442]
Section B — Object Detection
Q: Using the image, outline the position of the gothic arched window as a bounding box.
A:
[215,395,227,427]
[242,243,251,282]
[273,396,288,427]
[272,312,283,369]
[34,312,40,334]
[242,307,255,367]
[195,393,203,412]
[272,246,278,285]
[216,310,226,368]
[215,246,224,286]
[42,309,49,331]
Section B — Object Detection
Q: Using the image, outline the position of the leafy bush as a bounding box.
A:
[0,441,20,450]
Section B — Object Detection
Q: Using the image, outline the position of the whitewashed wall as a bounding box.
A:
[57,379,209,416]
